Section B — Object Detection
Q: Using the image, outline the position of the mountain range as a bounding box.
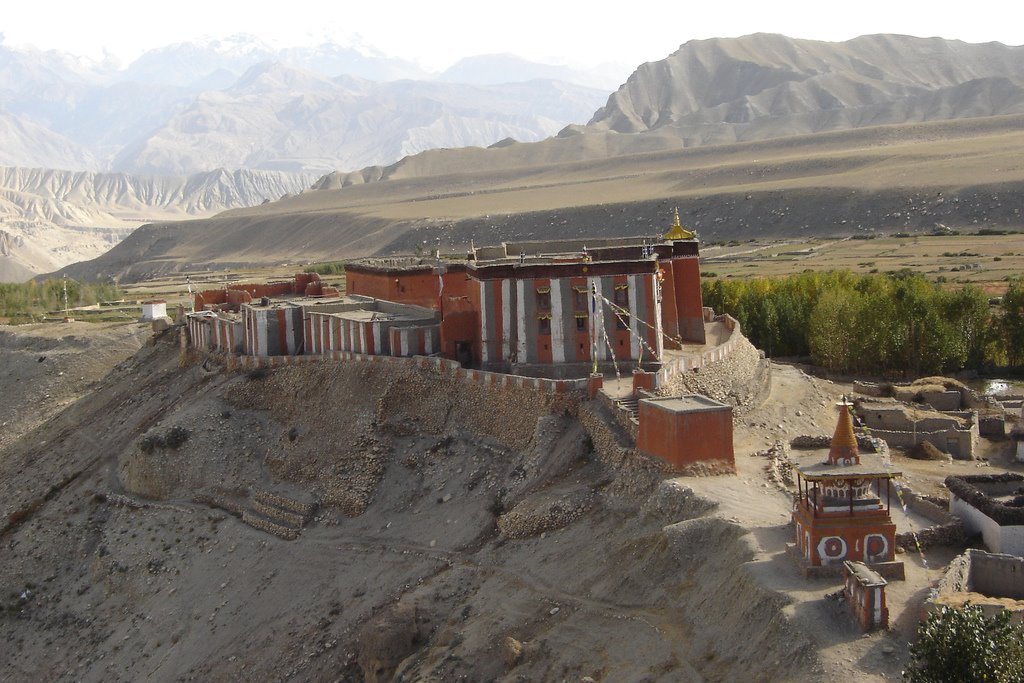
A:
[588,33,1024,142]
[0,34,619,174]
[5,32,1024,283]
[53,33,1024,283]
[0,34,622,279]
[0,167,315,280]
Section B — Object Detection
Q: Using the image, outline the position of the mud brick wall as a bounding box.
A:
[252,489,315,518]
[251,499,306,528]
[241,510,298,541]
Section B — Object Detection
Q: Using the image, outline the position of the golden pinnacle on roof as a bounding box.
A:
[828,398,861,466]
[663,207,696,241]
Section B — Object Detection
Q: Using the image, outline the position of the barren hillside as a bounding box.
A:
[0,167,315,278]
[56,114,1024,283]
[0,327,827,682]
[588,34,1024,141]
[0,306,994,681]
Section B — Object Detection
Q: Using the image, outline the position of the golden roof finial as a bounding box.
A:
[663,207,695,241]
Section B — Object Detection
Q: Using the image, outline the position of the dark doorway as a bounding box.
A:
[456,341,473,367]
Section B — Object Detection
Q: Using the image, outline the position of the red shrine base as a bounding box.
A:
[785,544,905,580]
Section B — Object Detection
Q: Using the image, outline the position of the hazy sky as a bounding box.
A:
[4,0,1022,70]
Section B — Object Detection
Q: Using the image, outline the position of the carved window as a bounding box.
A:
[536,287,551,311]
[574,287,589,312]
[613,283,629,308]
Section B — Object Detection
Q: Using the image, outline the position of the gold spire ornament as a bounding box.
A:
[663,208,695,241]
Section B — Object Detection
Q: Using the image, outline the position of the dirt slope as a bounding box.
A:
[0,329,826,682]
[4,324,1013,681]
[0,322,148,451]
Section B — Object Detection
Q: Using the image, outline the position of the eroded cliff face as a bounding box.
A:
[0,330,819,682]
[0,166,315,278]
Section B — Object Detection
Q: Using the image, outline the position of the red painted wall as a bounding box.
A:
[793,505,897,568]
[637,403,734,469]
[671,257,706,343]
[440,291,478,364]
[346,269,470,310]
[659,263,682,348]
[535,278,553,364]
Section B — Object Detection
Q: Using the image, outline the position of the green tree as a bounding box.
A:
[808,287,861,372]
[904,603,1024,683]
[702,270,1000,374]
[941,285,991,371]
[1001,279,1024,368]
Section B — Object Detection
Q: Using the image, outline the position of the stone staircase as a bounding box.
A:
[614,396,640,425]
[241,488,317,541]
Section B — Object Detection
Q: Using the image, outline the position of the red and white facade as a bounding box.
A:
[189,229,707,376]
[791,403,903,577]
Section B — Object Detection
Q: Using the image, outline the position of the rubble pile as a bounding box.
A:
[659,334,768,412]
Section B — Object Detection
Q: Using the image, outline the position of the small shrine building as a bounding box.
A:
[790,400,905,579]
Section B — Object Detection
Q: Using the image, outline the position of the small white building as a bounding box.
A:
[140,300,168,321]
[947,474,1024,556]
[1018,403,1024,463]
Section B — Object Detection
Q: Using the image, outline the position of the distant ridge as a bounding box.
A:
[38,34,1024,283]
[0,35,614,175]
[54,114,1024,283]
[0,167,314,279]
[111,63,608,175]
[588,34,1024,142]
[317,34,1024,189]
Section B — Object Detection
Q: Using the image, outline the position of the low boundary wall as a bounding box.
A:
[946,473,1024,555]
[877,481,966,550]
[864,424,976,460]
[214,348,588,396]
[655,313,743,389]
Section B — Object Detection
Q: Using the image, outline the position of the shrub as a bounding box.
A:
[904,603,1024,682]
[247,367,270,381]
[163,426,191,449]
[304,261,346,276]
[139,426,191,453]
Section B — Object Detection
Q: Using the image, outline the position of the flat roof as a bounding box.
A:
[245,296,352,310]
[794,451,902,480]
[349,234,699,274]
[301,296,366,306]
[640,394,731,413]
[844,561,887,586]
[333,310,434,323]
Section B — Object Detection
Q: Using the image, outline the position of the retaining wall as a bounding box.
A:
[966,549,1024,600]
[865,425,976,460]
[655,314,742,388]
[216,349,588,397]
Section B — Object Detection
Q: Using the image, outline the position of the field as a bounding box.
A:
[58,114,1024,284]
[701,232,1024,293]
[118,232,1022,307]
